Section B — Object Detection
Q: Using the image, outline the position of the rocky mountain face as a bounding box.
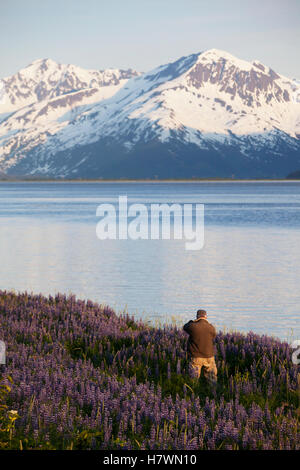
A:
[1,58,139,113]
[0,50,299,178]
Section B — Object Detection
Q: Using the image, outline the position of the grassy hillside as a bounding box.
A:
[0,291,299,450]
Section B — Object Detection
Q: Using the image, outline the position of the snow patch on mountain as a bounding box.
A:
[0,49,300,177]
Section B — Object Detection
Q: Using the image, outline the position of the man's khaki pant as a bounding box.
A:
[190,356,217,384]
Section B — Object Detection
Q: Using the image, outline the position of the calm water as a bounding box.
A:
[0,181,299,341]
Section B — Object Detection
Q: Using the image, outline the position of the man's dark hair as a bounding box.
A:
[197,309,207,319]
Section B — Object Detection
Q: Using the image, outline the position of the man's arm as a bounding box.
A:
[183,320,193,333]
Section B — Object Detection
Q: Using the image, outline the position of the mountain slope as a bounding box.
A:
[0,58,139,114]
[0,50,300,178]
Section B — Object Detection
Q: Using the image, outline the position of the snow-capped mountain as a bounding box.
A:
[1,50,300,178]
[0,58,139,114]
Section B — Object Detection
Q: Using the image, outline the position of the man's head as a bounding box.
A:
[197,309,207,319]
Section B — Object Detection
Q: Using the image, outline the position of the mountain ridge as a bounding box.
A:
[0,49,300,178]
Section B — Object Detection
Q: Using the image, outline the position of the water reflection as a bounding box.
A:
[0,182,299,341]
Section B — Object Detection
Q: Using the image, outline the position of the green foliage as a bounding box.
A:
[0,375,19,449]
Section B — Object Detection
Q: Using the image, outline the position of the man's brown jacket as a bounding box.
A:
[183,318,216,358]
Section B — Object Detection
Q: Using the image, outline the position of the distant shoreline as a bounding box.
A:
[0,177,299,183]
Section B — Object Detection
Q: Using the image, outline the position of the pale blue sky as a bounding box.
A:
[1,0,299,78]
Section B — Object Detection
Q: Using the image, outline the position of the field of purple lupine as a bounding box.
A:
[0,290,299,450]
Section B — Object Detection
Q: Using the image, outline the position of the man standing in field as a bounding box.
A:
[183,309,217,385]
